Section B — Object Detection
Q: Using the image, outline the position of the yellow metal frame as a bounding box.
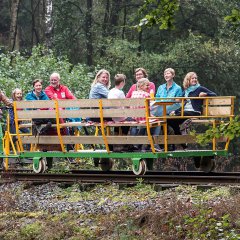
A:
[54,100,66,152]
[145,99,156,153]
[99,99,110,153]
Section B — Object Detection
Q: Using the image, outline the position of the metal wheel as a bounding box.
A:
[33,158,47,173]
[132,159,147,175]
[200,157,215,173]
[100,158,114,171]
[193,157,201,169]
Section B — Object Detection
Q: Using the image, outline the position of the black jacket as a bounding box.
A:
[176,86,217,114]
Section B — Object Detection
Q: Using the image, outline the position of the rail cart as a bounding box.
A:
[1,96,235,175]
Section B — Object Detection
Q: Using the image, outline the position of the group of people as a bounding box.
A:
[89,67,216,151]
[0,67,216,152]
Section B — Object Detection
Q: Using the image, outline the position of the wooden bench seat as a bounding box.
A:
[12,96,235,153]
[13,98,165,153]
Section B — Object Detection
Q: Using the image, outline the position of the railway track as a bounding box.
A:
[1,170,240,185]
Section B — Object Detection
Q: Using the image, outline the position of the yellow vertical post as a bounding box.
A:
[212,120,216,151]
[145,99,155,153]
[13,101,24,152]
[54,100,66,152]
[99,99,110,152]
[205,98,209,117]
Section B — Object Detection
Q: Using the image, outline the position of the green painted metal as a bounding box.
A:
[132,158,141,172]
[33,157,41,170]
[17,149,228,159]
[0,150,229,163]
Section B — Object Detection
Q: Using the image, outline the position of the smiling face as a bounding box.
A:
[135,70,145,81]
[34,81,43,95]
[14,89,23,101]
[141,82,150,92]
[98,72,109,86]
[164,70,174,82]
[189,73,198,86]
[50,74,60,89]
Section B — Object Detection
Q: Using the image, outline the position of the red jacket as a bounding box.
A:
[45,85,76,100]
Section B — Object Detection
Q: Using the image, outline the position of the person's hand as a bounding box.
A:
[199,92,207,97]
[169,111,175,116]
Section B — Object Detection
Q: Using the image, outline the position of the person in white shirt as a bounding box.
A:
[108,73,126,122]
[108,74,131,151]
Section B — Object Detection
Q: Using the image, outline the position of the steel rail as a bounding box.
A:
[1,171,240,185]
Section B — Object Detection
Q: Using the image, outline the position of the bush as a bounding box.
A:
[0,45,94,98]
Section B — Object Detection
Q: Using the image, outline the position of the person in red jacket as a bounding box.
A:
[45,72,76,100]
[45,72,77,153]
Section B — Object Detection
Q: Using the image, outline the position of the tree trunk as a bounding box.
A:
[122,1,127,40]
[100,0,110,57]
[85,0,93,66]
[138,30,142,56]
[110,0,122,37]
[45,0,53,49]
[9,0,20,51]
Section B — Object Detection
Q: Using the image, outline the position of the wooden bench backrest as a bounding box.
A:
[14,98,148,120]
[202,97,234,117]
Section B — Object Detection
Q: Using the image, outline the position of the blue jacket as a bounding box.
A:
[176,86,216,114]
[89,83,109,99]
[25,90,49,101]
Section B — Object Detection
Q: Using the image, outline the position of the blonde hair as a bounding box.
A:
[91,69,111,89]
[135,68,148,78]
[11,88,22,101]
[183,72,199,89]
[164,68,175,77]
[137,78,150,90]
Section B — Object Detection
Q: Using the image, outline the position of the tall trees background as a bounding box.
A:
[0,0,239,102]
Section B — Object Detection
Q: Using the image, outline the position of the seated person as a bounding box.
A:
[25,79,52,135]
[130,78,162,152]
[152,67,182,117]
[89,69,112,122]
[8,89,29,144]
[108,73,131,151]
[126,68,155,98]
[167,72,217,148]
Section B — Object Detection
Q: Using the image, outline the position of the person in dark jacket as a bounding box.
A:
[167,72,216,138]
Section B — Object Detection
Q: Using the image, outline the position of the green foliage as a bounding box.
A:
[224,8,240,30]
[138,0,180,30]
[0,45,93,98]
[196,116,240,146]
[181,211,240,239]
[20,222,43,240]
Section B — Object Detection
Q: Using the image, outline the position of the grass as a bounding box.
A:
[0,183,240,239]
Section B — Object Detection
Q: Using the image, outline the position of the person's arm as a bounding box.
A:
[149,82,156,94]
[45,86,57,99]
[64,86,76,99]
[175,87,183,97]
[97,84,109,98]
[198,86,217,97]
[126,84,135,98]
[0,91,13,107]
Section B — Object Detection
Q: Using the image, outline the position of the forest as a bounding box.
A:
[0,0,239,99]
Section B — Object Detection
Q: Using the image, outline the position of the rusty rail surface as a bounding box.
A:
[1,170,240,185]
